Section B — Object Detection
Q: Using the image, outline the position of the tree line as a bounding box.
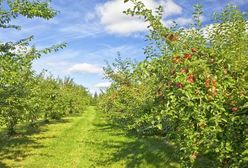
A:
[0,0,92,135]
[98,0,248,167]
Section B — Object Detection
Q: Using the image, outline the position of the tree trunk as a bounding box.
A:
[7,120,16,136]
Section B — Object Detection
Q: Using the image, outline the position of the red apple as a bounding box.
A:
[232,107,238,112]
[205,79,210,88]
[184,53,192,59]
[187,74,194,83]
[176,82,184,88]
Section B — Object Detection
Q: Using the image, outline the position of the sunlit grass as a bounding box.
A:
[0,107,180,168]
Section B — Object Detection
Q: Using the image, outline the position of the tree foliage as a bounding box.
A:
[0,0,92,135]
[98,1,248,167]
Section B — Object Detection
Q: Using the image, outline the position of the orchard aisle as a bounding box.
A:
[23,106,101,168]
[0,107,179,168]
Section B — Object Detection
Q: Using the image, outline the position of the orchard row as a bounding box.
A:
[0,0,92,135]
[98,1,248,167]
[0,42,92,135]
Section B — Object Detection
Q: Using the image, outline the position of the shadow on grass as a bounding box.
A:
[93,117,217,168]
[0,130,44,167]
[39,118,72,125]
[0,162,10,168]
[0,118,70,167]
[106,138,178,168]
[89,120,180,168]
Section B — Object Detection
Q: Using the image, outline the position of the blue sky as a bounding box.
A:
[1,0,247,94]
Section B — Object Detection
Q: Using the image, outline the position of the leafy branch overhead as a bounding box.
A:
[1,0,56,29]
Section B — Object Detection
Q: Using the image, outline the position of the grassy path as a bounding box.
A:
[0,107,179,168]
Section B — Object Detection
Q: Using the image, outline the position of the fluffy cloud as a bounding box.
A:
[174,17,193,25]
[96,0,182,35]
[160,0,182,17]
[164,17,193,27]
[94,82,111,88]
[68,63,103,74]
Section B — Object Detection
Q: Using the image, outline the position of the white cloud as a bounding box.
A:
[33,45,143,78]
[68,63,103,74]
[164,17,193,27]
[45,61,69,67]
[160,0,182,17]
[175,17,193,25]
[94,82,111,88]
[96,0,182,35]
[201,22,248,39]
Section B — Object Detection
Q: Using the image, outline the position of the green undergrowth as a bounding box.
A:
[0,107,180,168]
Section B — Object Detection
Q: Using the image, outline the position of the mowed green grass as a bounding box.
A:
[0,107,180,168]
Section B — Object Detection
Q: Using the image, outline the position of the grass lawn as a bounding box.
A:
[0,107,180,168]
